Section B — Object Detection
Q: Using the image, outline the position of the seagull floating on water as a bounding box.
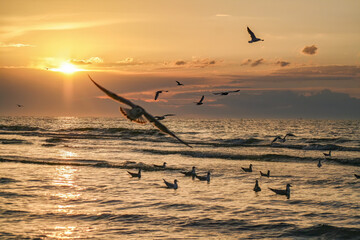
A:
[271,133,296,144]
[242,164,253,172]
[260,170,270,177]
[154,114,175,120]
[323,150,331,158]
[196,171,211,182]
[253,180,261,192]
[154,162,167,168]
[176,81,183,86]
[163,179,178,189]
[88,75,191,148]
[317,159,322,168]
[213,90,240,96]
[247,27,264,43]
[195,95,204,105]
[127,169,141,178]
[154,90,168,101]
[181,166,196,179]
[269,184,292,199]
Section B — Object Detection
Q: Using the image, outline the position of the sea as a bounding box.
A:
[1,116,359,239]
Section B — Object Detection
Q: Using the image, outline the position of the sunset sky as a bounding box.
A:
[1,0,359,118]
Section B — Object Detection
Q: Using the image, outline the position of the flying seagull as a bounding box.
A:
[88,75,191,148]
[163,179,178,189]
[195,95,204,105]
[269,184,292,199]
[213,90,240,96]
[247,27,264,43]
[253,180,261,192]
[154,90,168,100]
[154,114,175,120]
[127,169,141,178]
[176,81,184,86]
[271,133,296,144]
[242,164,253,172]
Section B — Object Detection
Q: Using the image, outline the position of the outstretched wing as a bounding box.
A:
[285,133,296,137]
[247,27,256,39]
[163,114,175,117]
[88,75,136,108]
[142,110,192,148]
[271,136,281,144]
[155,91,160,100]
[199,95,205,103]
[213,92,222,95]
[229,90,240,93]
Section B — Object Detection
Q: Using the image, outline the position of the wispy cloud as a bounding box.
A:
[241,58,265,67]
[276,61,290,67]
[302,45,318,55]
[215,14,231,17]
[70,57,104,65]
[0,42,34,48]
[164,58,220,69]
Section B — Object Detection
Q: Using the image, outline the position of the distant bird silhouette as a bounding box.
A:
[269,184,292,199]
[253,180,261,192]
[271,133,296,144]
[127,169,141,178]
[247,26,264,43]
[181,166,196,179]
[195,95,204,105]
[154,114,175,120]
[163,179,178,189]
[317,159,322,168]
[16,104,24,107]
[260,170,270,177]
[196,171,211,182]
[176,81,183,86]
[154,162,167,168]
[213,90,240,96]
[242,164,253,172]
[323,150,332,158]
[155,90,168,100]
[354,174,360,179]
[88,75,191,148]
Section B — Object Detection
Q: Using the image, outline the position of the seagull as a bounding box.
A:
[181,166,196,179]
[196,171,211,182]
[154,162,167,168]
[155,90,168,100]
[323,150,331,158]
[253,180,261,192]
[163,179,178,189]
[127,168,141,178]
[247,26,264,43]
[213,90,240,96]
[354,174,360,179]
[242,164,253,172]
[317,159,322,168]
[271,133,296,144]
[195,95,204,105]
[154,114,175,120]
[269,184,292,199]
[16,104,24,107]
[88,75,191,148]
[260,170,270,177]
[176,81,184,86]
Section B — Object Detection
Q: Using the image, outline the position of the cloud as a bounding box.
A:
[175,60,187,65]
[276,61,290,67]
[215,14,231,17]
[166,58,220,68]
[302,45,318,55]
[70,57,104,65]
[0,42,34,48]
[251,58,264,67]
[241,59,252,66]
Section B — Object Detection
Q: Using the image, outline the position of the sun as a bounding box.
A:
[53,63,79,74]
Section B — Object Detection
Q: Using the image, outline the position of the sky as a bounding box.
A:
[0,0,360,119]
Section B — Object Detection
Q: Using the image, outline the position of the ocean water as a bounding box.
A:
[1,116,359,239]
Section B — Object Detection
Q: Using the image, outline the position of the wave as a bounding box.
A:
[0,124,43,132]
[282,224,360,239]
[0,138,32,145]
[0,177,18,184]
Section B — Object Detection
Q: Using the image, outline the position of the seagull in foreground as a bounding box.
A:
[154,162,167,168]
[242,164,253,172]
[196,171,211,182]
[181,166,196,179]
[163,179,178,189]
[323,150,331,158]
[16,104,24,107]
[127,169,141,178]
[271,133,296,144]
[154,90,168,100]
[154,114,175,120]
[269,184,292,199]
[176,81,184,86]
[354,174,360,179]
[195,95,204,105]
[213,90,240,96]
[88,75,191,148]
[253,180,261,192]
[247,26,264,43]
[260,170,270,177]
